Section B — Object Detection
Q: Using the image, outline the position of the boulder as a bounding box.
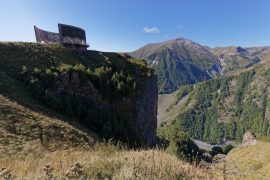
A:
[241,131,257,147]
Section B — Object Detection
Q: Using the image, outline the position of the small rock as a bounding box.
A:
[213,154,226,163]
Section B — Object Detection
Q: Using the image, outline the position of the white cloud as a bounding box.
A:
[143,27,160,34]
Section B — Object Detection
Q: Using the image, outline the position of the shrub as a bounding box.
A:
[128,58,147,67]
[158,126,201,161]
[33,67,42,75]
[73,63,86,72]
[210,146,224,157]
[223,144,234,155]
[21,65,28,74]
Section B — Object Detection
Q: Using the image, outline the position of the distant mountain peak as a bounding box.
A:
[130,38,221,93]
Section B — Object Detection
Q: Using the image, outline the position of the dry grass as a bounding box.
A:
[212,141,270,180]
[0,145,214,179]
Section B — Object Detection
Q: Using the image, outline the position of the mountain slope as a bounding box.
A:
[0,94,96,155]
[246,46,270,64]
[210,46,260,74]
[158,61,270,144]
[130,38,222,93]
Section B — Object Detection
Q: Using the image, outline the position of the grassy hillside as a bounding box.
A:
[2,42,270,179]
[0,94,95,155]
[0,42,155,147]
[213,141,270,179]
[227,141,270,179]
[246,46,270,61]
[0,89,210,180]
[158,61,270,144]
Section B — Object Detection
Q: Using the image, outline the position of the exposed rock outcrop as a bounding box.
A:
[135,75,158,146]
[241,132,257,147]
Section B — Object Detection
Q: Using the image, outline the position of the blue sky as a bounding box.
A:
[0,0,270,52]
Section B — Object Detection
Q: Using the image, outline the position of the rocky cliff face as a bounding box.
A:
[206,64,223,77]
[54,71,158,146]
[135,75,157,145]
[41,70,158,146]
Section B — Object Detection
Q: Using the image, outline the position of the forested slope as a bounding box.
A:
[159,62,270,144]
